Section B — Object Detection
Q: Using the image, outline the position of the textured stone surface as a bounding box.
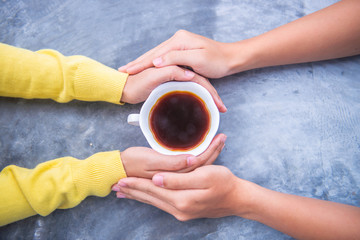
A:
[0,0,359,239]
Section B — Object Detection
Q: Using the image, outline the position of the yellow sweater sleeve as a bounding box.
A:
[0,43,128,104]
[0,151,127,226]
[0,44,129,226]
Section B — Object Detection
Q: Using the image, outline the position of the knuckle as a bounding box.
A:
[175,214,190,222]
[167,66,182,80]
[215,165,232,178]
[175,29,188,37]
[170,66,178,79]
[137,63,145,71]
[215,143,223,154]
[174,199,190,212]
[219,165,231,174]
[119,187,130,194]
[196,155,205,165]
[165,51,177,61]
[143,182,153,193]
[131,180,152,193]
[203,173,213,183]
[171,159,186,170]
[144,159,154,170]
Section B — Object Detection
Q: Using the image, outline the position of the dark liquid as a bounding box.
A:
[150,91,210,150]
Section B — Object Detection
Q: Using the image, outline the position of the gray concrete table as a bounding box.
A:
[1,0,359,239]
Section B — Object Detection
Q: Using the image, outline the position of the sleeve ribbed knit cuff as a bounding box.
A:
[73,57,128,104]
[71,151,127,198]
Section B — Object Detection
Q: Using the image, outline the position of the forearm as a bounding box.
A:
[0,151,126,226]
[228,0,360,74]
[237,180,360,240]
[0,43,128,104]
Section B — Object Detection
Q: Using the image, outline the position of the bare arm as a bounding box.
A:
[114,165,360,240]
[232,0,360,74]
[242,181,360,240]
[120,0,360,78]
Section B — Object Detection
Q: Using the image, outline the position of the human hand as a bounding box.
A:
[120,66,227,112]
[112,164,253,221]
[118,30,235,79]
[117,133,227,180]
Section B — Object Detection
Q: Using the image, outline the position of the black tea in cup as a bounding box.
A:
[149,91,210,151]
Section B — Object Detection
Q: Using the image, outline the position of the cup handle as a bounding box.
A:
[127,114,140,126]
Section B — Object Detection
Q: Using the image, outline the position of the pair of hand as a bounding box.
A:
[113,3,360,237]
[116,30,238,221]
[118,134,227,179]
[114,134,236,220]
[119,30,234,113]
[119,30,234,79]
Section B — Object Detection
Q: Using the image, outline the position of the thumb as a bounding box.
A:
[152,166,212,190]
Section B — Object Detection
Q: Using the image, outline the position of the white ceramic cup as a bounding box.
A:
[127,81,220,156]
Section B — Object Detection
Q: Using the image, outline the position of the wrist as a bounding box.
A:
[120,149,130,176]
[225,39,259,75]
[231,178,265,220]
[120,75,131,104]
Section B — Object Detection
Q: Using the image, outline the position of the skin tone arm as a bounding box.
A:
[119,0,360,78]
[113,165,360,240]
[115,1,360,238]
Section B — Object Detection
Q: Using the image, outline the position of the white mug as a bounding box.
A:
[127,81,219,156]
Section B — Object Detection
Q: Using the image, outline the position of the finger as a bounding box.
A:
[118,41,166,72]
[148,65,198,85]
[153,133,225,173]
[196,133,227,165]
[121,30,204,74]
[118,189,180,217]
[132,35,177,65]
[119,62,150,74]
[117,177,186,204]
[117,175,209,221]
[115,178,181,217]
[118,44,166,73]
[176,133,226,173]
[152,166,214,190]
[147,152,194,171]
[159,65,226,112]
[119,37,176,74]
[185,70,227,113]
[152,49,200,68]
[151,66,226,112]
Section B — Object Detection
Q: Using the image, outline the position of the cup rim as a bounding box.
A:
[139,81,219,156]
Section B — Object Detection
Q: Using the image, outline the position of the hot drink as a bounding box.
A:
[127,81,219,156]
[149,91,210,150]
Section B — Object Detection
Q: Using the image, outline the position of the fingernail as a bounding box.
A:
[153,174,164,187]
[223,105,228,112]
[118,66,126,72]
[153,57,163,66]
[185,70,195,78]
[126,66,137,74]
[221,135,227,144]
[112,185,120,192]
[116,193,126,198]
[118,180,127,187]
[187,156,196,166]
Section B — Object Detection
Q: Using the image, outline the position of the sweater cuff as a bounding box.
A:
[72,151,127,198]
[72,57,128,104]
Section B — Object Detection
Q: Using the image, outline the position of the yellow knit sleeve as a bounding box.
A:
[0,151,127,226]
[0,43,128,104]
